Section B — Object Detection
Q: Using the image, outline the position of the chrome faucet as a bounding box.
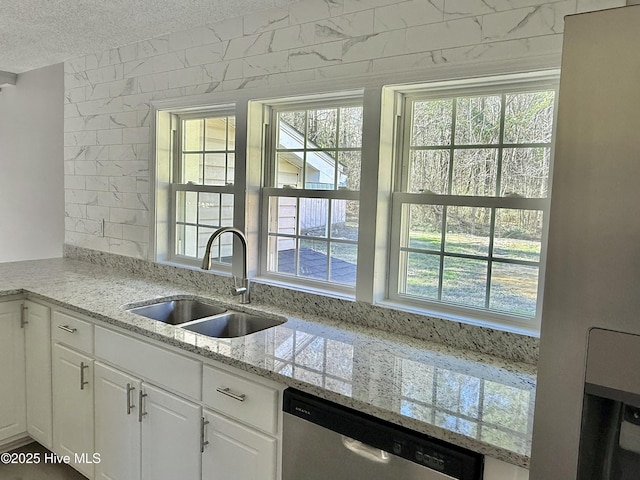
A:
[201,227,250,304]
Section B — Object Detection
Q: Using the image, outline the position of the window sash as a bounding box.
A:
[260,99,363,291]
[168,108,236,267]
[389,82,557,326]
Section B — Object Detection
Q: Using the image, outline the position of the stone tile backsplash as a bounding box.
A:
[64,244,540,364]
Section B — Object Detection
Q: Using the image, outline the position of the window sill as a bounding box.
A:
[375,299,540,337]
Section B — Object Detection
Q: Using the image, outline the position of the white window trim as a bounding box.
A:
[385,73,560,332]
[149,61,561,335]
[257,94,364,295]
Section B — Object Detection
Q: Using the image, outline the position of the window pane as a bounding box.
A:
[455,95,501,145]
[409,150,449,194]
[269,196,297,235]
[268,235,296,275]
[338,151,361,191]
[451,149,498,196]
[299,239,328,280]
[330,243,357,285]
[402,252,440,300]
[441,257,487,308]
[198,192,220,227]
[204,117,228,151]
[220,194,234,227]
[182,153,202,184]
[489,263,538,317]
[339,107,363,148]
[444,206,491,256]
[183,119,203,151]
[305,151,336,189]
[494,209,542,262]
[278,111,306,147]
[504,91,555,144]
[300,198,328,238]
[330,200,358,241]
[226,153,235,185]
[176,191,197,224]
[176,224,197,258]
[501,147,550,198]
[204,153,226,185]
[307,109,337,149]
[406,204,442,251]
[276,152,302,188]
[411,99,453,146]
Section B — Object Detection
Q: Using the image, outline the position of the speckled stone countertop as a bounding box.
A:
[0,257,536,468]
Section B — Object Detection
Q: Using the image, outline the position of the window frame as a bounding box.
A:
[167,106,238,270]
[259,95,364,294]
[387,76,559,331]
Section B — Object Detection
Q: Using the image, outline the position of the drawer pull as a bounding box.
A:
[58,324,77,334]
[216,386,246,402]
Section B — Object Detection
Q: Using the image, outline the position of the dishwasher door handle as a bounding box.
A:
[341,436,391,464]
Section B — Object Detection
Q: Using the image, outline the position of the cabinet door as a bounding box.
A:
[24,300,52,448]
[141,383,201,480]
[484,457,529,480]
[52,343,94,479]
[202,409,277,480]
[94,362,141,480]
[0,301,26,442]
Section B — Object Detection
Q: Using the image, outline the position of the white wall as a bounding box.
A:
[0,63,64,263]
[62,0,625,259]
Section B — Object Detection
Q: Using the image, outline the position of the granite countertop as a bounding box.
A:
[0,257,536,468]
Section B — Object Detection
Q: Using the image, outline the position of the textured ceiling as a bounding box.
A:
[0,0,297,74]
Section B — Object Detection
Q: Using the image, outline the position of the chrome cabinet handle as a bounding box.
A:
[138,390,148,422]
[20,305,28,328]
[216,386,246,402]
[200,417,210,453]
[58,325,77,334]
[126,383,135,415]
[80,362,89,390]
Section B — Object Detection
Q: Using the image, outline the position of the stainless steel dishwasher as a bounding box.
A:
[283,388,483,480]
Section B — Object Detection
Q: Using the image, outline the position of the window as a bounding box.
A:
[153,71,558,332]
[389,79,556,325]
[171,111,236,266]
[261,98,363,291]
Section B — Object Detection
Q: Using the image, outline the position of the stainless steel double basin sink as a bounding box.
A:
[125,297,285,339]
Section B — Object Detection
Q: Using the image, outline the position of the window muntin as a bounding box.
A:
[263,101,363,289]
[392,86,556,321]
[172,112,236,266]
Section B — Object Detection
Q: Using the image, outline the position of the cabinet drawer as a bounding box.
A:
[94,326,201,400]
[52,310,94,354]
[203,365,278,434]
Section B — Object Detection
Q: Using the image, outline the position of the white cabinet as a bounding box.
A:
[94,362,141,480]
[0,300,26,443]
[202,408,277,480]
[201,364,280,480]
[94,362,202,480]
[52,343,94,478]
[141,383,201,480]
[24,300,52,448]
[484,457,529,480]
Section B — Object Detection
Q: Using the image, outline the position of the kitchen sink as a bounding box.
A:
[181,312,286,338]
[126,297,227,325]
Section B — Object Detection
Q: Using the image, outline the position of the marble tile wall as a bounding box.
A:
[63,0,624,256]
[61,0,625,350]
